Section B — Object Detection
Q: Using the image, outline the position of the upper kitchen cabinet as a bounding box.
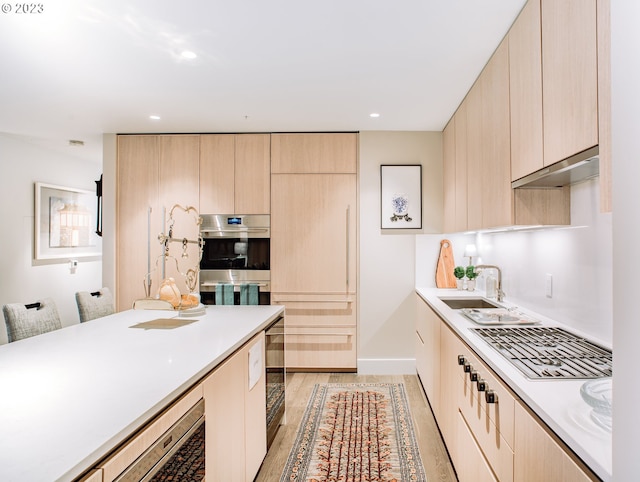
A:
[480,39,512,229]
[443,106,468,234]
[442,118,456,233]
[509,0,544,182]
[542,0,598,166]
[271,133,357,173]
[199,133,271,214]
[116,134,200,311]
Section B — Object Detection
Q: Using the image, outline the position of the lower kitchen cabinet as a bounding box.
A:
[514,402,597,482]
[273,295,357,370]
[203,331,266,482]
[415,293,441,416]
[417,296,598,482]
[440,322,514,482]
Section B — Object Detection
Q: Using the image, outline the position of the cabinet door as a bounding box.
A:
[465,77,484,231]
[271,133,357,173]
[456,411,499,482]
[204,332,266,482]
[200,134,235,214]
[509,0,544,181]
[158,135,201,285]
[415,294,441,417]
[116,135,159,311]
[235,134,271,214]
[442,118,456,233]
[542,0,598,165]
[204,347,245,482]
[271,173,357,294]
[514,401,596,482]
[454,100,468,232]
[481,38,513,229]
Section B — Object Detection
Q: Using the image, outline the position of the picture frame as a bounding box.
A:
[380,164,422,229]
[34,182,102,260]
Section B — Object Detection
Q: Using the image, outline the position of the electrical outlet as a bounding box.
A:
[545,273,553,298]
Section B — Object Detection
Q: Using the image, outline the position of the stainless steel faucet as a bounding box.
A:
[476,264,505,302]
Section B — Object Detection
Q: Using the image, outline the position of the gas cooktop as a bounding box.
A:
[471,326,612,380]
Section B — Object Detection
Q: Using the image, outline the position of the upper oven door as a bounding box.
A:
[200,214,270,270]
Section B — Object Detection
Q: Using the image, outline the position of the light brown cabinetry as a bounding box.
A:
[416,297,598,481]
[439,322,515,482]
[442,118,456,233]
[509,0,544,182]
[203,331,266,482]
[271,133,358,370]
[542,0,598,166]
[116,135,199,311]
[415,293,441,417]
[199,134,271,214]
[480,39,512,229]
[514,401,597,482]
[271,132,357,173]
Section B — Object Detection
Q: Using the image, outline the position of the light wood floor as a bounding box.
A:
[255,372,458,482]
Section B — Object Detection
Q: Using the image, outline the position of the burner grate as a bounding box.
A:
[471,326,612,379]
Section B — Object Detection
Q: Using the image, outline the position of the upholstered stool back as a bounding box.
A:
[3,298,62,343]
[75,287,115,323]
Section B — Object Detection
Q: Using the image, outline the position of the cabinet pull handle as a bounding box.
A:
[273,298,353,304]
[346,205,350,290]
[287,332,353,337]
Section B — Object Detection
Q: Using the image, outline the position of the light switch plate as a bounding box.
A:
[545,273,553,298]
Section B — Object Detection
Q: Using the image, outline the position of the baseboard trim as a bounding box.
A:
[357,358,416,375]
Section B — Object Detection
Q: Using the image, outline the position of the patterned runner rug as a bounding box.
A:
[280,383,427,482]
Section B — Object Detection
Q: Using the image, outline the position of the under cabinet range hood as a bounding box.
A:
[511,146,599,189]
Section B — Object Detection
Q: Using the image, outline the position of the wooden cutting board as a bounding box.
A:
[435,239,457,288]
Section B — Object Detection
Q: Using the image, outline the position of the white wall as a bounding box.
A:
[358,131,442,374]
[0,134,103,344]
[611,2,640,478]
[475,179,612,344]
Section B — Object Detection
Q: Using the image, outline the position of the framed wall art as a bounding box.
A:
[35,182,102,260]
[380,164,422,229]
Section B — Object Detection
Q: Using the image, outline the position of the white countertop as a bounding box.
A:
[0,304,284,482]
[416,287,612,482]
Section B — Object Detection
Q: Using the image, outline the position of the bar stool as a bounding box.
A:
[2,298,62,343]
[75,287,115,323]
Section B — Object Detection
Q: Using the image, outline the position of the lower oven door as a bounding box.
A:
[115,400,205,482]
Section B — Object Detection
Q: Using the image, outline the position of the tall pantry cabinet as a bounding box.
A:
[270,133,358,371]
[116,135,200,311]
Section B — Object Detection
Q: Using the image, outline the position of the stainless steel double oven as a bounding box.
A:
[199,214,271,305]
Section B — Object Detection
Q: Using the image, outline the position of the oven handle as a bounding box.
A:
[201,228,269,234]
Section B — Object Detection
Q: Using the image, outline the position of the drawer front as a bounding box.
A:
[285,327,356,369]
[456,411,499,482]
[456,371,514,482]
[454,338,516,446]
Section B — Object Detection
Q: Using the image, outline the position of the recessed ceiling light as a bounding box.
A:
[370,113,380,118]
[68,139,84,146]
[181,50,197,59]
[149,115,161,120]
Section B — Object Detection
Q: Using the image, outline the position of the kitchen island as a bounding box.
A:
[416,287,611,481]
[0,304,284,482]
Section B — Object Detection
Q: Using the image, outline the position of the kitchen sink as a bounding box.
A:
[438,297,501,309]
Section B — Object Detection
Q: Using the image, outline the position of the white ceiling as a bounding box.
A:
[0,0,526,163]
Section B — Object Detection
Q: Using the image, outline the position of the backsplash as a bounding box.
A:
[416,178,612,345]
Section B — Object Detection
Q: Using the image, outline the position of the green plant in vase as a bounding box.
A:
[466,265,478,291]
[454,266,466,290]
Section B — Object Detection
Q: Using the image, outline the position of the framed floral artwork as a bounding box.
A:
[380,164,422,229]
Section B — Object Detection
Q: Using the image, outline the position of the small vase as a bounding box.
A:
[467,279,476,291]
[456,279,465,290]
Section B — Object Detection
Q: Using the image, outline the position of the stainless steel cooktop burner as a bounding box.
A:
[471,326,612,379]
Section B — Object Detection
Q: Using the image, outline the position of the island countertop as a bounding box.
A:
[416,287,611,482]
[0,304,284,482]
